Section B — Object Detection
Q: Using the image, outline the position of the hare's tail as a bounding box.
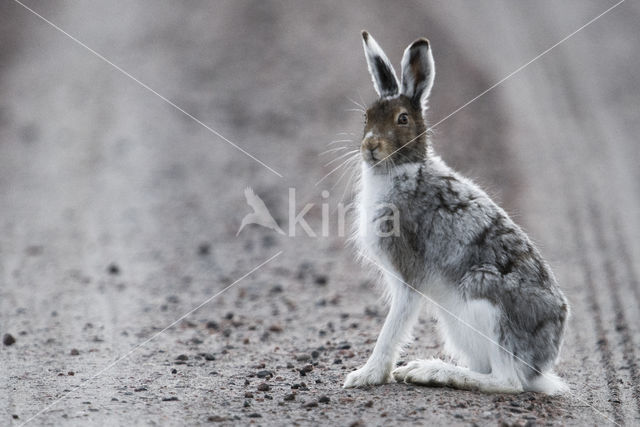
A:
[526,370,569,395]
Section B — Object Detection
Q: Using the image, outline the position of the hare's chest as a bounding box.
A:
[356,174,400,262]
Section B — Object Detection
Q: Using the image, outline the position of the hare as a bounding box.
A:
[343,31,569,395]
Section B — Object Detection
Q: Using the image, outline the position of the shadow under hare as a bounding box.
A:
[343,31,569,395]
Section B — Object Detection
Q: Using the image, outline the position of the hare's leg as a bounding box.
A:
[343,273,422,388]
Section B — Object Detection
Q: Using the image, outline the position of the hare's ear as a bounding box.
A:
[400,38,435,111]
[361,31,399,98]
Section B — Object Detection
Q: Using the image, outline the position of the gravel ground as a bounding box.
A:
[1,1,639,426]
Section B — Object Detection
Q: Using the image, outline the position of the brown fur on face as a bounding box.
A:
[361,95,428,167]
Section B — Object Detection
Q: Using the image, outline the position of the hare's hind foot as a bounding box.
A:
[392,359,521,394]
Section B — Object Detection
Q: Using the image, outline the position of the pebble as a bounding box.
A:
[162,396,179,401]
[197,242,211,256]
[175,354,188,361]
[269,324,283,333]
[337,342,351,350]
[3,333,16,346]
[202,353,216,361]
[311,350,320,359]
[70,348,80,356]
[171,369,177,374]
[301,364,313,373]
[304,400,319,408]
[284,393,296,401]
[243,400,250,407]
[257,383,270,392]
[319,395,330,404]
[314,275,328,286]
[206,321,220,330]
[256,370,273,379]
[295,354,311,362]
[244,392,254,398]
[107,263,120,275]
[247,413,262,418]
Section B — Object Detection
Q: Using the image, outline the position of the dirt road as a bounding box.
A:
[1,1,639,425]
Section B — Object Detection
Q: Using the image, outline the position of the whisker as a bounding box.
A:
[315,155,359,186]
[356,90,367,111]
[330,158,356,191]
[345,108,365,113]
[339,165,359,203]
[324,150,359,167]
[346,96,366,110]
[328,139,353,146]
[319,146,348,156]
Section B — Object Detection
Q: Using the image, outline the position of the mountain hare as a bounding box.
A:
[343,31,569,394]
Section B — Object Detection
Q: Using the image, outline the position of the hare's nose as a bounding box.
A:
[363,139,380,152]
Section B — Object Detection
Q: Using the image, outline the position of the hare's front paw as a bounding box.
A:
[343,364,391,388]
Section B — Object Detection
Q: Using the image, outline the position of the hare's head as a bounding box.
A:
[360,31,435,168]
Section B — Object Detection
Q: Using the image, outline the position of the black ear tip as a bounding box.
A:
[361,30,369,42]
[411,37,430,48]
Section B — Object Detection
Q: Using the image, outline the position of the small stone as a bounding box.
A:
[284,393,296,401]
[243,400,250,408]
[268,324,283,333]
[171,369,177,374]
[311,350,320,359]
[247,413,262,418]
[256,370,273,379]
[337,342,351,350]
[225,312,234,320]
[12,414,19,419]
[197,242,210,256]
[304,400,319,408]
[314,275,328,286]
[203,353,216,361]
[134,387,147,392]
[162,396,179,401]
[270,284,283,293]
[3,333,16,346]
[175,354,188,361]
[257,383,270,392]
[107,263,120,275]
[301,364,313,373]
[296,354,311,362]
[364,400,374,408]
[244,392,254,398]
[206,321,219,330]
[67,371,75,376]
[319,395,330,404]
[207,415,227,422]
[70,348,80,356]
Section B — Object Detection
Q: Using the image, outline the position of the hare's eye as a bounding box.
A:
[397,113,409,125]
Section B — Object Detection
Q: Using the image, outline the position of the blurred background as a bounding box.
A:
[1,1,639,425]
